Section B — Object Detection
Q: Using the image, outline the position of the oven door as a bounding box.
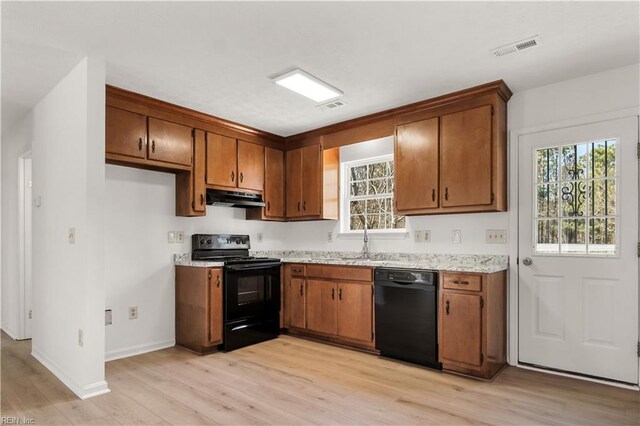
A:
[224,263,281,323]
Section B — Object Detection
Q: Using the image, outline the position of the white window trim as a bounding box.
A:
[340,154,407,237]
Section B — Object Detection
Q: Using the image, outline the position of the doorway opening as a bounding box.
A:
[18,152,32,340]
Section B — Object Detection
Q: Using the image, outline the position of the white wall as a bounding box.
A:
[29,57,108,399]
[1,115,33,338]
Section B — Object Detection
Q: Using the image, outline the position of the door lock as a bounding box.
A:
[522,257,533,266]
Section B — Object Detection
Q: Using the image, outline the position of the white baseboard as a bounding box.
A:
[31,348,110,399]
[1,326,20,340]
[105,339,175,362]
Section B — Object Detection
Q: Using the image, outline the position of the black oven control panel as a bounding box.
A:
[192,234,250,250]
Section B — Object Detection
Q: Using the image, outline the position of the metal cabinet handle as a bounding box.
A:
[267,201,270,211]
[299,284,303,296]
[303,201,306,211]
[432,188,435,202]
[240,172,244,183]
[331,288,335,300]
[297,201,301,212]
[293,268,303,273]
[522,257,533,266]
[151,140,156,153]
[216,275,221,287]
[445,300,450,315]
[200,193,204,206]
[338,288,342,300]
[453,280,469,285]
[138,138,143,151]
[444,187,449,201]
[231,171,235,182]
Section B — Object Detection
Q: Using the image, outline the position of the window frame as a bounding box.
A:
[339,154,406,235]
[532,138,619,257]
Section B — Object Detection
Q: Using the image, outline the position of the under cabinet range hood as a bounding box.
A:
[206,189,266,208]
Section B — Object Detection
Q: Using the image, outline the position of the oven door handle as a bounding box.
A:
[225,262,281,271]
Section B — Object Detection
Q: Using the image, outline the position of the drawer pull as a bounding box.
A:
[431,188,435,202]
[453,280,469,285]
[240,172,244,183]
[231,171,235,182]
[299,284,304,296]
[338,288,342,300]
[444,187,449,201]
[293,268,303,273]
[151,140,156,153]
[445,300,450,315]
[138,138,143,151]
[331,288,335,300]
[216,275,221,287]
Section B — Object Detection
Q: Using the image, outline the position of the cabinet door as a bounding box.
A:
[440,105,493,208]
[237,140,264,191]
[206,132,237,187]
[306,280,337,336]
[264,147,285,218]
[440,291,482,367]
[301,144,322,216]
[106,106,147,159]
[147,117,193,166]
[337,282,373,343]
[289,278,306,329]
[286,148,303,217]
[395,117,439,211]
[208,269,223,345]
[192,130,207,212]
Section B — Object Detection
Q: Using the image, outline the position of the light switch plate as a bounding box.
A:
[68,228,76,244]
[452,230,462,244]
[105,309,112,326]
[129,306,138,320]
[257,233,263,243]
[176,231,185,243]
[423,230,431,243]
[78,329,83,347]
[167,231,176,243]
[414,230,424,243]
[486,229,507,243]
[327,232,334,243]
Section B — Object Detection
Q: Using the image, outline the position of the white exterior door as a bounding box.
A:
[518,116,639,384]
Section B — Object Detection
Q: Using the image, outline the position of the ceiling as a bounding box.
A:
[2,2,639,136]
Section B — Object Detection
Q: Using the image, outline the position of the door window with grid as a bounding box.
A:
[342,156,405,231]
[535,139,617,255]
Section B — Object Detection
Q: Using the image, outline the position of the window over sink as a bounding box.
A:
[341,154,406,233]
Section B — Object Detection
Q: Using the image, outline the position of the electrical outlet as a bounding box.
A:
[175,231,185,243]
[167,231,176,243]
[78,329,83,347]
[423,230,431,243]
[256,233,263,243]
[105,309,112,326]
[327,232,334,243]
[452,230,462,244]
[129,306,138,320]
[486,229,507,243]
[68,227,76,244]
[414,230,424,243]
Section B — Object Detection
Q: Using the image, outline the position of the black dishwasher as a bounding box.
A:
[374,268,441,369]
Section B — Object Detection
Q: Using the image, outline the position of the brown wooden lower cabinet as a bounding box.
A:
[175,266,223,354]
[438,271,507,379]
[283,264,375,350]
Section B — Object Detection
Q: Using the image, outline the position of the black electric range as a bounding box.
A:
[192,234,281,351]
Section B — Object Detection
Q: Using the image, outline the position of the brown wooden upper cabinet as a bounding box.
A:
[106,106,193,171]
[394,94,508,215]
[206,132,264,192]
[395,117,439,212]
[285,144,339,220]
[176,129,206,217]
[264,147,285,218]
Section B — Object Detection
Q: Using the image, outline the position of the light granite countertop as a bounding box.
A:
[175,251,508,274]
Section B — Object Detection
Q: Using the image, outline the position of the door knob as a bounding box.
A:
[522,257,533,266]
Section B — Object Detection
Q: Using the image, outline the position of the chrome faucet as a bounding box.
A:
[361,222,369,259]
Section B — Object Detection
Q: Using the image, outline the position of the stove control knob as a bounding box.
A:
[200,239,206,245]
[241,238,248,244]
[206,239,212,245]
[226,238,231,244]
[236,239,241,244]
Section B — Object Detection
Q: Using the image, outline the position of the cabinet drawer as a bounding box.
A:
[289,264,306,276]
[442,273,482,292]
[305,265,373,282]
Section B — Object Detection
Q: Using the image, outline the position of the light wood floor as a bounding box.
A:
[1,332,638,425]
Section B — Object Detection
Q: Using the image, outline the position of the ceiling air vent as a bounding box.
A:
[316,99,347,112]
[491,35,541,57]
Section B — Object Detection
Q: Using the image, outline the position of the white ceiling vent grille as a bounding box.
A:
[491,35,541,57]
[316,99,347,112]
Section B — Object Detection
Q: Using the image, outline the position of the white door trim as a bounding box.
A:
[17,151,32,340]
[508,107,640,387]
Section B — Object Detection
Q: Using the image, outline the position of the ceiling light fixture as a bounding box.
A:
[272,68,343,102]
